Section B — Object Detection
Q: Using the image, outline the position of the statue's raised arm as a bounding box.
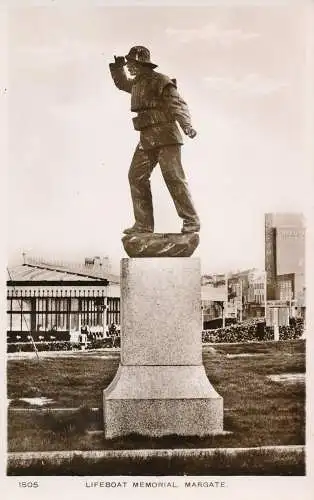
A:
[109,55,133,93]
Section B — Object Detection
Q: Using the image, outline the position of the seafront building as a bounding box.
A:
[7,255,120,343]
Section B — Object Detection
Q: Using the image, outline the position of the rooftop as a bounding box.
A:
[7,256,120,284]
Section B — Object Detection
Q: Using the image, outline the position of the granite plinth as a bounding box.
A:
[103,258,223,438]
[122,232,199,257]
[121,258,201,365]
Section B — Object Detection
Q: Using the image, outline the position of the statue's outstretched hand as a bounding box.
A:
[114,56,126,66]
[183,126,197,139]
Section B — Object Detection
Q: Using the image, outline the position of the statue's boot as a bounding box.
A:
[123,224,154,235]
[181,221,201,234]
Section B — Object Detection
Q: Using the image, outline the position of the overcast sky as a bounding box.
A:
[7,5,311,274]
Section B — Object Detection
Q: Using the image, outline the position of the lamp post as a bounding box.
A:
[95,297,107,338]
[264,273,267,320]
[201,304,204,331]
[239,279,243,323]
[102,300,108,338]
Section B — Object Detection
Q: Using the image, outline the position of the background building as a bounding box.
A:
[264,213,305,313]
[7,255,120,344]
[227,269,266,320]
[201,274,228,328]
[201,268,267,329]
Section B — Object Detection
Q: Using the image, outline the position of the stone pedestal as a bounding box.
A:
[103,257,223,438]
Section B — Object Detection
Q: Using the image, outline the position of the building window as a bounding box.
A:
[7,291,120,334]
[107,297,120,326]
[7,298,34,332]
[11,313,21,332]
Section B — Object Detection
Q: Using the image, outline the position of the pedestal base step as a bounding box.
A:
[103,365,223,438]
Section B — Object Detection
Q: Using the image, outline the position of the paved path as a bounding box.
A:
[7,348,120,360]
[8,445,305,466]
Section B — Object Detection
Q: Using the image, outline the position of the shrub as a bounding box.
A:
[202,318,304,343]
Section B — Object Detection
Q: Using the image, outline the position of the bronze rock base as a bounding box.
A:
[122,232,199,258]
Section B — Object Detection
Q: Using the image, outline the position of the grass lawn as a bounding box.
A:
[7,340,305,454]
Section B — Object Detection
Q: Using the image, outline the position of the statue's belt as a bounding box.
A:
[132,109,174,131]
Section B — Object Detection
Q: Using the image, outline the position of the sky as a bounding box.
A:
[7,4,312,274]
